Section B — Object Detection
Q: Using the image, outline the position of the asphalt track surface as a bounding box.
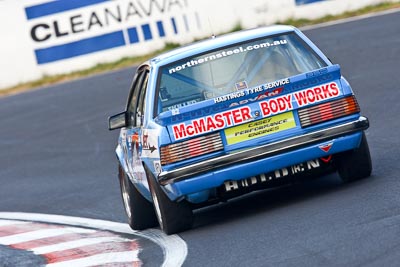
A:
[1,10,400,266]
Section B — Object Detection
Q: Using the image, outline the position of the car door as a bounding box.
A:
[124,67,149,186]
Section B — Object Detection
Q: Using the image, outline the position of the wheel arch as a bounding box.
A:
[116,146,153,202]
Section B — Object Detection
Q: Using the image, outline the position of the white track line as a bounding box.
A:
[0,212,187,267]
[0,219,29,227]
[32,236,130,255]
[46,251,139,267]
[0,227,95,245]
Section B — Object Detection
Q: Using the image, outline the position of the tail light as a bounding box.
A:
[298,96,360,128]
[160,132,223,165]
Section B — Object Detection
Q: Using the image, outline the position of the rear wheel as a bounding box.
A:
[118,164,158,230]
[146,168,193,235]
[335,132,372,182]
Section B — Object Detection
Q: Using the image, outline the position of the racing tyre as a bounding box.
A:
[335,132,372,182]
[118,164,158,230]
[146,167,193,235]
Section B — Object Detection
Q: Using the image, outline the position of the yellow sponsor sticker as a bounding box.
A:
[225,111,296,145]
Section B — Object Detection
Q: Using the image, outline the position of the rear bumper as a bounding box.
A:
[159,116,369,186]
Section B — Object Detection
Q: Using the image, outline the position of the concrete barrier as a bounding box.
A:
[0,0,397,90]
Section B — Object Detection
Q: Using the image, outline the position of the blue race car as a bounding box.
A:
[109,25,372,235]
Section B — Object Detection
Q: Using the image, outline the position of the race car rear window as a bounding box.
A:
[157,33,327,113]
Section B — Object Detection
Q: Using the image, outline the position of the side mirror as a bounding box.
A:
[108,112,127,130]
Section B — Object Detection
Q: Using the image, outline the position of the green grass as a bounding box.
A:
[1,1,399,97]
[279,1,400,27]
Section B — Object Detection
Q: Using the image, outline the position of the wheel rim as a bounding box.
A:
[151,189,163,227]
[121,177,132,219]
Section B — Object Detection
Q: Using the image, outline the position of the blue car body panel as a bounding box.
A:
[165,132,362,201]
[114,25,369,205]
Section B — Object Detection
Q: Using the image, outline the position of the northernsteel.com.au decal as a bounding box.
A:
[26,0,197,64]
[172,81,340,140]
[168,39,288,74]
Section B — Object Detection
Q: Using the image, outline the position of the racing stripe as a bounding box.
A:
[0,219,142,266]
[0,222,62,237]
[11,231,116,249]
[0,227,95,245]
[42,241,139,263]
[45,251,140,267]
[92,263,141,267]
[32,236,131,254]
